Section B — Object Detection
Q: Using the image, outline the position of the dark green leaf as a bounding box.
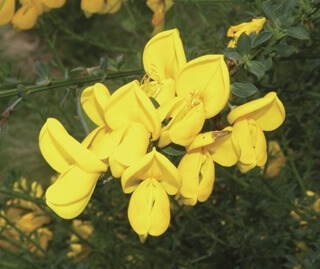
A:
[279,0,298,20]
[237,33,252,56]
[162,144,186,156]
[252,32,273,48]
[262,2,278,23]
[286,26,310,40]
[231,82,259,98]
[223,48,244,62]
[262,56,273,71]
[245,61,266,80]
[275,43,296,57]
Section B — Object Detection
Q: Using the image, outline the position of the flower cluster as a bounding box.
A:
[0,0,66,30]
[80,0,123,18]
[39,28,285,240]
[0,178,52,255]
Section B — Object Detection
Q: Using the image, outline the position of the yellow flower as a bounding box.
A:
[146,0,173,35]
[81,0,104,17]
[227,92,285,173]
[121,148,181,240]
[264,141,287,178]
[0,0,15,26]
[141,29,186,105]
[159,55,230,147]
[178,128,238,205]
[12,0,41,30]
[39,118,108,219]
[227,17,266,48]
[67,220,94,263]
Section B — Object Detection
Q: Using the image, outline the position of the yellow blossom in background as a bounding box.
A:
[264,141,287,178]
[227,92,285,173]
[121,148,181,241]
[147,0,173,35]
[67,220,94,263]
[0,0,15,25]
[12,0,41,30]
[81,0,123,17]
[0,178,52,255]
[100,0,123,14]
[227,17,266,48]
[41,0,66,9]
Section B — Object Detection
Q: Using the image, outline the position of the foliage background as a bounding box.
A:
[0,0,320,268]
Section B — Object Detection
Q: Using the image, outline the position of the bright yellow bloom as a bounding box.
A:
[227,17,266,48]
[67,220,94,263]
[39,118,108,219]
[141,29,186,105]
[12,1,40,30]
[121,148,181,240]
[178,128,238,205]
[264,141,287,178]
[228,92,285,173]
[159,55,230,147]
[0,0,15,26]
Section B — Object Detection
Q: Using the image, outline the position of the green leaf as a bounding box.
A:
[262,56,273,71]
[261,2,279,23]
[231,82,259,98]
[252,32,273,48]
[35,61,51,85]
[223,48,244,62]
[279,0,298,20]
[245,61,266,80]
[237,33,252,56]
[286,26,310,40]
[162,144,186,157]
[275,43,296,57]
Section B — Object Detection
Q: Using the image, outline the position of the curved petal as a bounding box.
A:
[39,118,107,173]
[104,80,161,140]
[176,55,230,118]
[249,119,267,166]
[178,149,214,205]
[81,0,104,13]
[232,119,256,173]
[46,165,100,219]
[81,126,109,154]
[227,92,285,131]
[162,101,206,147]
[128,178,170,237]
[143,29,186,81]
[121,148,181,195]
[0,0,15,25]
[16,212,51,233]
[109,157,127,178]
[12,4,38,30]
[81,83,110,126]
[100,0,122,14]
[158,96,185,122]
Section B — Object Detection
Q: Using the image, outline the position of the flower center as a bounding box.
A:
[141,73,162,98]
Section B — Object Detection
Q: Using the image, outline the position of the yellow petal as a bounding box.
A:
[99,0,122,14]
[109,157,127,178]
[264,141,287,179]
[81,83,110,126]
[249,119,267,166]
[232,119,256,173]
[227,92,285,131]
[122,148,181,195]
[16,212,51,233]
[81,126,109,154]
[104,80,161,140]
[176,55,230,118]
[159,100,206,147]
[143,29,186,81]
[0,0,15,25]
[46,165,100,219]
[128,178,170,237]
[39,118,107,173]
[12,4,38,30]
[81,0,104,14]
[178,149,215,205]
